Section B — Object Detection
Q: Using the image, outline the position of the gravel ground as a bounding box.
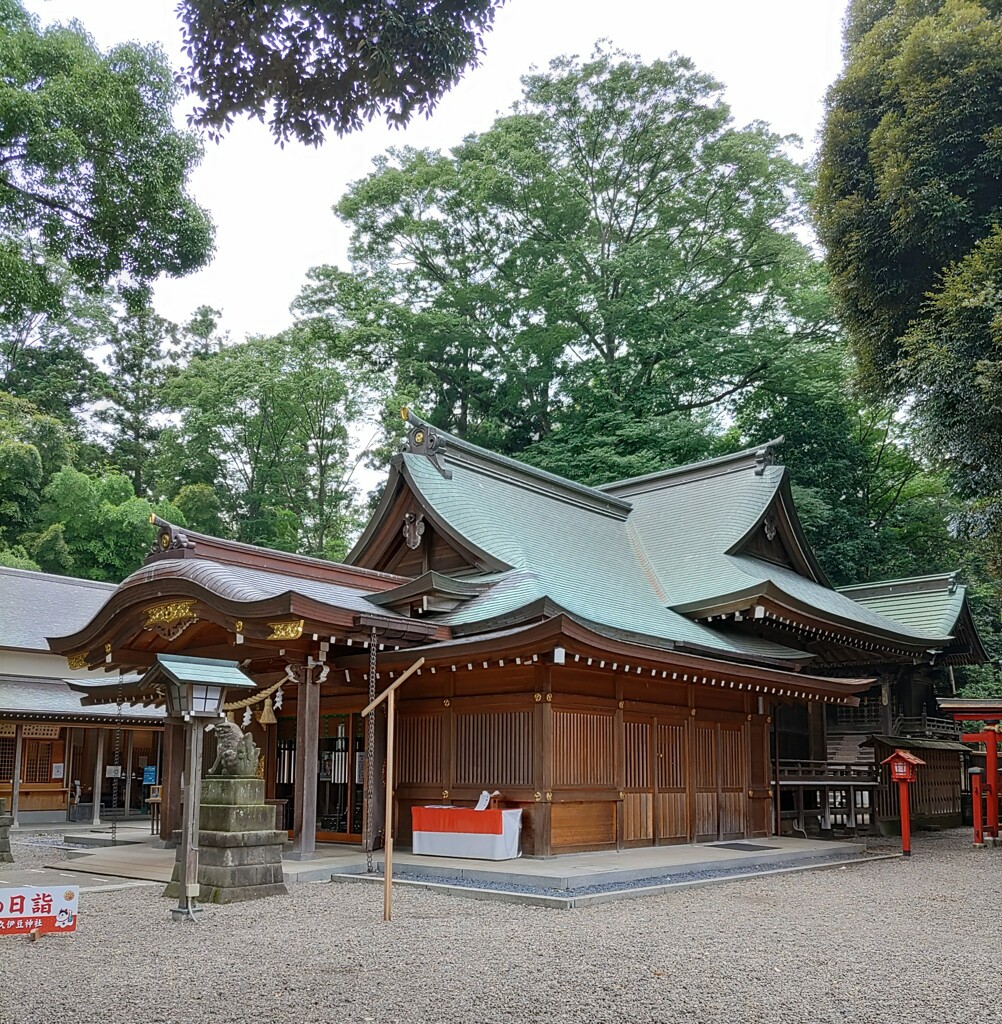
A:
[2,831,75,870]
[2,828,1000,1024]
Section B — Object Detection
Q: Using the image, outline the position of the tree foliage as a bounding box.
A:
[176,0,503,145]
[317,48,833,457]
[0,0,214,322]
[815,0,1002,384]
[156,328,366,557]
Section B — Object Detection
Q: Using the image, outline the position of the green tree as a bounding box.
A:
[324,48,834,457]
[0,266,111,423]
[815,0,1002,385]
[0,0,213,322]
[157,328,366,557]
[176,0,503,145]
[0,390,72,547]
[95,298,179,496]
[30,466,183,581]
[732,349,958,585]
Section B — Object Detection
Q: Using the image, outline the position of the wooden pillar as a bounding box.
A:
[123,730,135,816]
[161,721,185,843]
[292,668,320,857]
[532,664,552,857]
[614,673,625,851]
[64,728,75,819]
[91,729,105,826]
[10,724,23,829]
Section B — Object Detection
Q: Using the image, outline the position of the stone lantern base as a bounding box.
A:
[164,777,288,903]
[0,798,12,864]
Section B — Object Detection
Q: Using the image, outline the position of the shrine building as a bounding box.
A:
[43,412,986,854]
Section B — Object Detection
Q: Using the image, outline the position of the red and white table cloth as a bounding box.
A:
[411,806,522,860]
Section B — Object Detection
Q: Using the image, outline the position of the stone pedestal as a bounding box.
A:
[164,778,288,904]
[0,798,12,864]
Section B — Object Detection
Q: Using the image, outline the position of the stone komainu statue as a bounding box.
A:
[207,720,260,778]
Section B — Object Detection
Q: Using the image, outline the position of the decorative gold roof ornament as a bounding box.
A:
[142,600,199,641]
[66,652,89,671]
[266,619,304,641]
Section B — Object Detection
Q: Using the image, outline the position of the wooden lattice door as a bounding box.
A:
[622,717,653,844]
[693,722,719,842]
[655,718,689,844]
[719,723,747,840]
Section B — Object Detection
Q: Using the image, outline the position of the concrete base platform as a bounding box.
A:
[48,835,884,904]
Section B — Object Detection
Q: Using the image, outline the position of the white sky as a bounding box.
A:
[26,0,849,342]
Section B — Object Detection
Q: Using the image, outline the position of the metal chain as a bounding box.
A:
[365,627,377,873]
[111,676,123,845]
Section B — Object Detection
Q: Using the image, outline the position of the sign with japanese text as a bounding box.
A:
[0,886,78,935]
[143,765,157,785]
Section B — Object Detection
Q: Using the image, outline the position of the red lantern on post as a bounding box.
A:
[881,749,926,857]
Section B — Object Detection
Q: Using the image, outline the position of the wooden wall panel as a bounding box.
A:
[720,792,744,837]
[656,793,688,841]
[396,714,443,786]
[551,710,615,787]
[625,720,651,789]
[454,710,533,787]
[694,793,716,839]
[623,793,653,842]
[551,801,616,849]
[720,727,744,789]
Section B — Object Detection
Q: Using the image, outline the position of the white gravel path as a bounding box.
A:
[2,829,1000,1024]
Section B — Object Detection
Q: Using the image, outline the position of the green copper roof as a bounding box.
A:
[837,575,966,636]
[400,450,811,662]
[603,450,951,647]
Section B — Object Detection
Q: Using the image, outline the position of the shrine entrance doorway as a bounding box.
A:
[276,713,368,843]
[622,713,749,846]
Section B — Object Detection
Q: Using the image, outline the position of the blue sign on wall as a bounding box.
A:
[142,765,158,786]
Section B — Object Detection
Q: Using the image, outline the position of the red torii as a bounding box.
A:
[940,698,1002,844]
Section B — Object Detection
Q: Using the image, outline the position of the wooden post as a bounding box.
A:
[65,728,75,820]
[898,779,911,857]
[383,688,395,922]
[10,724,23,829]
[92,728,105,826]
[360,657,424,923]
[124,730,135,818]
[292,667,321,858]
[175,721,204,919]
[161,721,185,843]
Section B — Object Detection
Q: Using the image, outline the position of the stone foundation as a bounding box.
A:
[0,798,12,864]
[165,778,288,904]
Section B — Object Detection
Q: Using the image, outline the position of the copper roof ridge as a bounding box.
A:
[599,437,786,495]
[836,571,961,598]
[402,410,633,518]
[0,565,117,590]
[147,518,408,590]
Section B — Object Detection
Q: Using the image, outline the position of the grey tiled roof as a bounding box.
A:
[0,568,115,651]
[0,675,164,722]
[118,557,402,618]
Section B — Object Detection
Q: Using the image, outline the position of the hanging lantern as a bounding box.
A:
[258,697,277,726]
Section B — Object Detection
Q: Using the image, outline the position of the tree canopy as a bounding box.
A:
[0,0,214,322]
[309,48,832,460]
[176,0,504,145]
[815,0,1002,384]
